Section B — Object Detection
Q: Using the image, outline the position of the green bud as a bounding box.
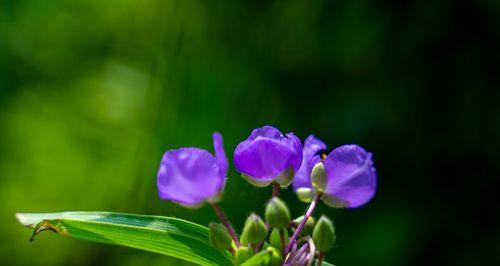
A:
[311,162,327,192]
[235,246,254,265]
[274,167,294,187]
[312,215,335,251]
[265,197,291,229]
[269,228,289,251]
[209,222,232,251]
[241,213,268,245]
[293,215,316,236]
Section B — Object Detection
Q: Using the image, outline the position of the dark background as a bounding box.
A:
[1,0,499,265]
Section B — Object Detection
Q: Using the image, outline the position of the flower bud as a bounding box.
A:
[265,197,291,229]
[208,222,232,251]
[293,215,316,236]
[235,246,254,265]
[311,162,327,192]
[269,228,288,251]
[241,213,268,245]
[312,215,335,251]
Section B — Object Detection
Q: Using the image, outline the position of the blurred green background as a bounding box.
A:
[1,0,499,265]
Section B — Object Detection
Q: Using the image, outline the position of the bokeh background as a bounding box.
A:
[1,0,499,265]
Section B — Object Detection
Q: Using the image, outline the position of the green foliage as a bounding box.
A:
[16,212,232,266]
[16,212,337,265]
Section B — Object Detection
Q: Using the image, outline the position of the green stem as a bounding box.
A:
[279,228,286,253]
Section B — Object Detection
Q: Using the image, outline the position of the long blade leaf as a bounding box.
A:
[16,211,233,266]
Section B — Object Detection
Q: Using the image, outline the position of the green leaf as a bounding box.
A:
[16,211,233,266]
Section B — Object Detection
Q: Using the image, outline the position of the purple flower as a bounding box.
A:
[234,126,302,186]
[292,135,327,192]
[321,144,377,208]
[293,135,377,208]
[157,132,228,207]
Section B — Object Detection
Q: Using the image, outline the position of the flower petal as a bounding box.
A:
[286,133,304,172]
[157,147,224,206]
[248,125,283,140]
[293,135,327,191]
[212,132,228,177]
[322,145,377,208]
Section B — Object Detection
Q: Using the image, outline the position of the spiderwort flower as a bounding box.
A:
[157,132,228,207]
[294,136,377,208]
[293,134,377,208]
[234,126,302,187]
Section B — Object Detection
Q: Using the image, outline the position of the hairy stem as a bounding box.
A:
[285,193,321,255]
[210,203,241,247]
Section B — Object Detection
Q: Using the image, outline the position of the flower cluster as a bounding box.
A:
[157,126,377,266]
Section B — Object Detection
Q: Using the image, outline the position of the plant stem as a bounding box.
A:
[316,251,325,266]
[279,228,286,253]
[272,182,280,197]
[284,193,321,255]
[210,203,241,247]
